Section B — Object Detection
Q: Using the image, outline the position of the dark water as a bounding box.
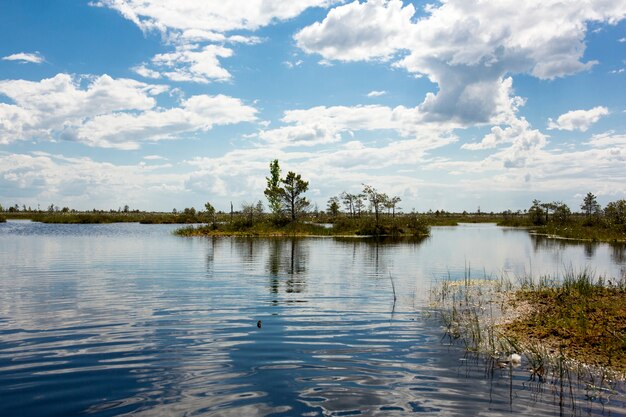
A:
[0,221,624,416]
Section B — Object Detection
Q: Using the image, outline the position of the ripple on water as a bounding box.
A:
[0,222,625,416]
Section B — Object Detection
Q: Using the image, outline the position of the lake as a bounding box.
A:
[1,220,625,416]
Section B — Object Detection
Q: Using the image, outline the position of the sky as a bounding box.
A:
[1,0,625,213]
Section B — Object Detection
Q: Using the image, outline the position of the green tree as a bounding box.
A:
[581,192,601,217]
[340,192,356,217]
[362,184,387,226]
[528,199,545,225]
[386,196,402,217]
[264,159,283,216]
[280,171,310,221]
[241,200,264,225]
[204,202,216,226]
[604,200,626,226]
[354,194,366,217]
[327,196,340,217]
[552,202,571,225]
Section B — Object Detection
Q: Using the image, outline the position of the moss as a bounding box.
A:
[504,280,626,372]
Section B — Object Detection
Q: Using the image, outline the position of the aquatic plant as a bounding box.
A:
[431,270,626,390]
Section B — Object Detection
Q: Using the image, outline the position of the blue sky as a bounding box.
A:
[1,0,625,213]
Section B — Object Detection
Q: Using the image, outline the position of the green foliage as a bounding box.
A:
[239,201,264,228]
[552,202,571,225]
[528,199,546,225]
[406,212,429,236]
[264,159,283,216]
[362,184,387,226]
[604,200,626,226]
[327,196,340,217]
[204,202,216,227]
[280,171,310,221]
[581,192,601,217]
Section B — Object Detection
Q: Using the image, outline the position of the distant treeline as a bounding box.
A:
[498,193,626,241]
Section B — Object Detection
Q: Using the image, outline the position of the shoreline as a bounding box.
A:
[433,276,626,382]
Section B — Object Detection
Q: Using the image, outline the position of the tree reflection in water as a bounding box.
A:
[267,238,308,298]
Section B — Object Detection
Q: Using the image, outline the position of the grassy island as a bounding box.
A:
[433,271,626,382]
[175,214,431,238]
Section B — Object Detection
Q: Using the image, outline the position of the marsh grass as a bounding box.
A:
[431,269,626,392]
[0,214,6,223]
[177,214,431,238]
[4,211,206,224]
[498,216,626,242]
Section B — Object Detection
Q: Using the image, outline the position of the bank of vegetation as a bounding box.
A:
[498,193,626,242]
[178,160,430,238]
[2,209,207,224]
[432,270,626,384]
[2,171,625,242]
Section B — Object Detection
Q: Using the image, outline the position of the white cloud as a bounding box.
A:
[2,52,44,64]
[367,90,387,97]
[78,94,257,149]
[254,103,461,148]
[586,131,626,147]
[284,60,304,69]
[147,44,234,83]
[0,152,186,209]
[462,116,545,152]
[94,1,343,34]
[295,0,626,123]
[0,73,257,149]
[295,0,415,61]
[143,155,167,160]
[547,106,609,132]
[94,0,342,84]
[132,64,162,79]
[258,124,341,147]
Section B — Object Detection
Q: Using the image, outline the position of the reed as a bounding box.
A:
[431,269,626,387]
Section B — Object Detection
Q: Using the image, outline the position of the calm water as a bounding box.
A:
[0,221,625,416]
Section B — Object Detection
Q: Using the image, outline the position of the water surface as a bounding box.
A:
[1,221,624,416]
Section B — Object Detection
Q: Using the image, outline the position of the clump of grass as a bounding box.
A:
[0,214,6,223]
[506,270,626,374]
[431,269,626,385]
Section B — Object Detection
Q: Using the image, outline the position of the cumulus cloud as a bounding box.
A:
[0,152,186,209]
[547,106,609,132]
[0,73,257,149]
[296,0,626,123]
[462,116,545,152]
[94,0,342,33]
[296,0,415,61]
[95,0,342,83]
[142,44,234,83]
[254,103,461,148]
[2,52,45,64]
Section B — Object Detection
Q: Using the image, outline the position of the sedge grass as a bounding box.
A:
[431,270,626,386]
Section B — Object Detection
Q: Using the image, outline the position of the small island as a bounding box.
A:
[2,161,626,243]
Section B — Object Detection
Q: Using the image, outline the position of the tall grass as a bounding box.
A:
[431,269,626,387]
